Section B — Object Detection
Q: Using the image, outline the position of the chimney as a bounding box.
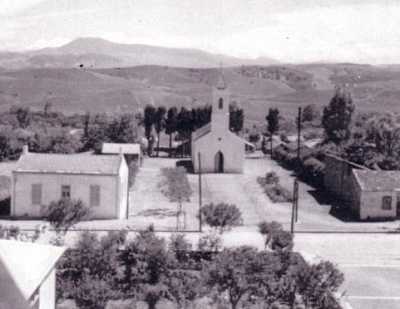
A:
[22,145,29,155]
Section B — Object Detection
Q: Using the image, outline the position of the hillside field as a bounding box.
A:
[1,63,400,126]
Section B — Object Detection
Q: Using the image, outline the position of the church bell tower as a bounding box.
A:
[211,70,230,131]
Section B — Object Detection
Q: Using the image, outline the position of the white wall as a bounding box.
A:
[39,269,55,309]
[192,130,244,173]
[12,172,119,219]
[118,157,129,219]
[360,191,397,220]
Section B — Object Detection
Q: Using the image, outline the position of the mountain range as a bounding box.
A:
[1,38,400,125]
[0,37,278,70]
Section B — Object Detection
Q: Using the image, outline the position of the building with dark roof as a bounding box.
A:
[11,146,129,219]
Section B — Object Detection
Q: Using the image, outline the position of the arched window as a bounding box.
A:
[218,98,223,109]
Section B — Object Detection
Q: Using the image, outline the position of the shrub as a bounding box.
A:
[265,171,279,185]
[264,184,293,203]
[200,203,243,233]
[44,198,90,233]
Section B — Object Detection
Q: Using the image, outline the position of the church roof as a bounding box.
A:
[192,123,211,141]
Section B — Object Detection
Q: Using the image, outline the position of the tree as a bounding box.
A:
[200,203,243,234]
[266,108,280,155]
[296,261,344,309]
[15,107,31,129]
[258,221,293,252]
[229,103,244,134]
[57,231,125,308]
[44,101,53,117]
[366,113,400,157]
[166,270,201,309]
[203,246,278,309]
[118,226,171,309]
[160,167,193,230]
[322,87,355,144]
[154,106,167,157]
[176,107,194,156]
[144,105,156,155]
[302,104,318,122]
[44,198,90,234]
[165,107,178,156]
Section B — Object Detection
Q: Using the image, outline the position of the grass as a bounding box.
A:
[3,63,400,125]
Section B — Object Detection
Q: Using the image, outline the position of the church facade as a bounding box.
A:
[191,73,245,173]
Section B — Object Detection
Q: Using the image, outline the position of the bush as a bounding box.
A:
[44,198,90,233]
[264,184,293,203]
[200,203,243,233]
[265,172,279,185]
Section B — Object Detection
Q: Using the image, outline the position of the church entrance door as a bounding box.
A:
[215,151,224,173]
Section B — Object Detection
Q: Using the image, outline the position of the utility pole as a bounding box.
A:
[297,107,302,160]
[198,152,203,232]
[294,179,299,222]
[294,107,302,223]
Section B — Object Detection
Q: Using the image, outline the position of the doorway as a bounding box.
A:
[214,151,224,173]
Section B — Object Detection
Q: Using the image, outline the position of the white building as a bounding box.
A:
[191,72,245,173]
[0,240,65,309]
[11,147,129,219]
[102,142,142,164]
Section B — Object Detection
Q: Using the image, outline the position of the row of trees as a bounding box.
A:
[0,106,141,161]
[143,104,244,156]
[56,224,344,309]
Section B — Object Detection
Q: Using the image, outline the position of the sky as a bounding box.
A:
[0,0,400,63]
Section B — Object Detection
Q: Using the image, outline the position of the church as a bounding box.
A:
[191,72,245,173]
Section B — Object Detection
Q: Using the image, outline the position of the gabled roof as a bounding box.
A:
[0,240,65,304]
[352,169,400,191]
[192,123,211,141]
[15,153,122,175]
[102,142,141,155]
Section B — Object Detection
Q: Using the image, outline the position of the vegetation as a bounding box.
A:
[56,226,344,309]
[258,172,293,203]
[266,108,280,155]
[44,198,90,234]
[322,87,355,144]
[200,203,243,233]
[160,167,193,230]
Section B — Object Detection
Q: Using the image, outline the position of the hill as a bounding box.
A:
[1,63,400,126]
[0,37,278,70]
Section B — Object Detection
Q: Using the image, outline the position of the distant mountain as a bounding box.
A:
[0,37,278,69]
[2,62,400,124]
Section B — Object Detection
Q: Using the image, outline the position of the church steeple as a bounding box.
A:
[211,67,229,130]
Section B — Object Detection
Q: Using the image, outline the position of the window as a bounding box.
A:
[90,185,100,207]
[218,98,223,109]
[382,196,392,210]
[61,185,71,199]
[31,184,42,205]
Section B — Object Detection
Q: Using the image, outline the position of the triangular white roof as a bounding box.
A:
[0,240,65,303]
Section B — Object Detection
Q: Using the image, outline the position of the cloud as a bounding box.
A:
[0,0,46,16]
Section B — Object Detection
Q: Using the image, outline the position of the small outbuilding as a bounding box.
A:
[102,142,142,165]
[0,239,65,309]
[351,170,400,220]
[11,147,129,219]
